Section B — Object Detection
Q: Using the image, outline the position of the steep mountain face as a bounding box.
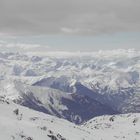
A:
[0,98,140,140]
[0,80,116,124]
[32,75,140,114]
[0,97,92,140]
[0,50,140,123]
[33,77,102,101]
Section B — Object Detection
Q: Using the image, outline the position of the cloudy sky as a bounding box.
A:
[0,0,140,52]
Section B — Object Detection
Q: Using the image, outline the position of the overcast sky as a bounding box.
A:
[0,0,140,52]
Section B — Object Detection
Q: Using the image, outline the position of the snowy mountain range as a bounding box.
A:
[0,95,140,140]
[0,49,140,139]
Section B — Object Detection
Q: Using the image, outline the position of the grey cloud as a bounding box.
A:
[0,0,140,35]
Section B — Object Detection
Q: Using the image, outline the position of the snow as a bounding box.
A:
[0,99,91,140]
[0,50,140,115]
[0,99,140,140]
[82,114,140,140]
[0,79,116,124]
[0,50,140,139]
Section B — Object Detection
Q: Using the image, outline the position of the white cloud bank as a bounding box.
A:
[0,41,50,52]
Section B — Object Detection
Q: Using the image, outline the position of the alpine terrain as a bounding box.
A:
[0,49,140,140]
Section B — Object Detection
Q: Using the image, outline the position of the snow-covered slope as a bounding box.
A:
[0,79,116,124]
[83,113,140,140]
[0,96,92,140]
[0,50,140,139]
[0,96,140,140]
[0,50,140,121]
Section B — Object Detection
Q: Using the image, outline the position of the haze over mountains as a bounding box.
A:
[1,0,140,139]
[0,49,140,139]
